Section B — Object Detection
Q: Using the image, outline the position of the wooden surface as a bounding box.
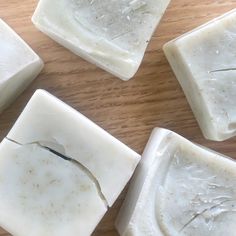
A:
[0,0,236,235]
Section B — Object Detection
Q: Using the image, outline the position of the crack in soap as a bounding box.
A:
[0,138,107,236]
[210,68,236,73]
[6,89,140,207]
[45,146,109,207]
[0,89,140,236]
[6,137,109,208]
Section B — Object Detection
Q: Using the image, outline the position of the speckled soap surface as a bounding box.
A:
[164,9,236,141]
[0,90,140,236]
[0,139,107,236]
[32,0,171,80]
[116,128,236,236]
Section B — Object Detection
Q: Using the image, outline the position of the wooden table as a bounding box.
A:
[0,0,236,235]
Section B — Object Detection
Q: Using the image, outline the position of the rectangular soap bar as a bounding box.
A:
[164,9,236,141]
[0,90,140,236]
[116,128,236,236]
[32,0,171,80]
[0,19,43,113]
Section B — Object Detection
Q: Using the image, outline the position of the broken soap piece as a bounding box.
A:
[32,0,171,80]
[7,89,140,206]
[164,9,236,141]
[0,19,43,113]
[116,128,236,236]
[0,138,107,236]
[0,90,140,235]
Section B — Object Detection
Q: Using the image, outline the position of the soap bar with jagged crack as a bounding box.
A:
[0,138,107,236]
[2,89,140,236]
[0,19,43,113]
[116,128,236,236]
[32,0,171,80]
[7,89,140,206]
[164,9,236,141]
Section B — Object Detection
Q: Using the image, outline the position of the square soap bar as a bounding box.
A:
[7,89,140,206]
[0,19,43,113]
[116,128,236,236]
[164,9,236,141]
[32,0,171,80]
[1,90,140,236]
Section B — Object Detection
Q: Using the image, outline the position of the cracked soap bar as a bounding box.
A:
[0,139,107,236]
[0,89,140,236]
[116,128,236,236]
[0,19,43,113]
[32,0,171,80]
[163,9,236,141]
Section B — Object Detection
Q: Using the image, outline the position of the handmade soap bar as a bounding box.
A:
[164,9,236,141]
[0,139,107,236]
[116,128,236,236]
[0,90,140,236]
[32,0,171,80]
[0,19,43,113]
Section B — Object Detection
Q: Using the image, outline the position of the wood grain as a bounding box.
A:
[0,0,236,235]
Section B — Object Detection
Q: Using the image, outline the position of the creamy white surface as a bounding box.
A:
[116,128,236,236]
[163,9,236,141]
[32,0,171,80]
[7,89,140,206]
[0,19,43,113]
[0,139,107,236]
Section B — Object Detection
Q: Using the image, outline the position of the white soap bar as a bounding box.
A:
[0,138,107,236]
[1,89,140,236]
[164,9,236,141]
[7,89,140,206]
[0,19,43,113]
[32,0,171,80]
[116,128,236,236]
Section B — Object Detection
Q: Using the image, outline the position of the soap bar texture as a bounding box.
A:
[164,9,236,141]
[0,139,107,236]
[32,0,171,80]
[116,128,236,236]
[0,90,140,236]
[0,19,43,113]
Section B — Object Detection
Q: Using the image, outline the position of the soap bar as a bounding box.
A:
[1,89,140,236]
[32,0,171,80]
[0,19,43,113]
[7,89,140,206]
[164,9,236,141]
[0,138,107,236]
[116,128,236,236]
